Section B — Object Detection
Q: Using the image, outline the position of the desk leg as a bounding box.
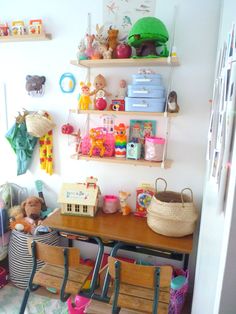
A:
[82,237,104,298]
[183,253,189,270]
[99,241,125,302]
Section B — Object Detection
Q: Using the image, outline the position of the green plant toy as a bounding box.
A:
[128,17,169,58]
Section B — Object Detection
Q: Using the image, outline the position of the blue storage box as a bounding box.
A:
[128,84,165,98]
[125,97,165,112]
[132,74,162,85]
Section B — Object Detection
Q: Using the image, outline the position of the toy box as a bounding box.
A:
[128,84,165,98]
[125,97,165,112]
[135,183,155,217]
[132,73,162,85]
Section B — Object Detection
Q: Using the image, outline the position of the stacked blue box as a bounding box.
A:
[125,73,166,112]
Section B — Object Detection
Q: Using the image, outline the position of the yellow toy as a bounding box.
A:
[78,82,92,110]
[89,127,106,157]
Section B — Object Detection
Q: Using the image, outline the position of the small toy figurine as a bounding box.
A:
[118,191,131,215]
[85,34,95,59]
[107,27,119,56]
[90,74,111,107]
[77,38,87,61]
[115,79,127,99]
[94,24,107,46]
[114,123,128,158]
[89,127,106,157]
[167,91,179,113]
[78,82,92,110]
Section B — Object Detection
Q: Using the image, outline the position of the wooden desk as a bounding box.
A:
[43,209,193,301]
[43,208,192,257]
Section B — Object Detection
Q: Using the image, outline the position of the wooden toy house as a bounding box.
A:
[58,177,100,217]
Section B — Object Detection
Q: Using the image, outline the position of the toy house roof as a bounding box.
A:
[58,182,100,207]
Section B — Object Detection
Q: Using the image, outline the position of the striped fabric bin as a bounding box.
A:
[8,229,60,289]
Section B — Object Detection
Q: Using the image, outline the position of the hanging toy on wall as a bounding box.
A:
[59,73,76,93]
[25,75,46,96]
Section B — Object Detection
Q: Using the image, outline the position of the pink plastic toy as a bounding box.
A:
[67,295,90,314]
[103,195,119,214]
[85,34,95,59]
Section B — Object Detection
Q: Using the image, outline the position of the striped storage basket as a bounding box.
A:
[8,229,60,289]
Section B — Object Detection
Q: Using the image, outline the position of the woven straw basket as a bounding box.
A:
[26,112,55,137]
[147,178,199,237]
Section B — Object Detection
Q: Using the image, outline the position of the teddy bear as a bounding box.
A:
[9,196,44,234]
[25,75,46,96]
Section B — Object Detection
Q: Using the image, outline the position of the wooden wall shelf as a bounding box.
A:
[70,109,178,117]
[71,154,172,168]
[70,57,180,68]
[0,33,52,42]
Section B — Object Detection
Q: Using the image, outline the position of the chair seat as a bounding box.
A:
[110,282,170,314]
[84,299,145,314]
[33,263,93,295]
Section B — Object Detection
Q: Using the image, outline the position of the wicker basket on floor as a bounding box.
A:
[147,178,199,237]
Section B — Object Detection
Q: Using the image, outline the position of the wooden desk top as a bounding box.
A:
[43,209,193,254]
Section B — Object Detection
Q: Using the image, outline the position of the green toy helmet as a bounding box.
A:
[128,17,169,48]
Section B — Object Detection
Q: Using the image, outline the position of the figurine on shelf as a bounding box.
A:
[89,127,106,157]
[114,123,128,158]
[78,82,92,110]
[85,33,95,59]
[107,27,119,57]
[119,191,131,215]
[115,79,127,99]
[90,74,111,110]
[77,38,87,61]
[167,90,179,113]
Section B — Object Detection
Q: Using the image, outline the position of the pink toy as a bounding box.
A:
[67,295,90,314]
[103,195,119,214]
[85,34,95,59]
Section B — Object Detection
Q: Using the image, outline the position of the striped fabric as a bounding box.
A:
[8,230,60,289]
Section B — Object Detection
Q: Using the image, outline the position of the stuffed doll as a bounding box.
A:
[90,74,111,106]
[21,196,44,224]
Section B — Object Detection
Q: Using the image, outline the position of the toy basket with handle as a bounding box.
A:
[147,178,199,237]
[25,111,55,137]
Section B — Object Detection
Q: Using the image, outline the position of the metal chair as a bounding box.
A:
[108,256,173,314]
[19,239,93,314]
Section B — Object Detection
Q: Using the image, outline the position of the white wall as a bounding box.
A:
[192,1,236,313]
[0,0,220,290]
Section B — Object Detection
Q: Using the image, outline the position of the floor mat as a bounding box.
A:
[0,284,68,314]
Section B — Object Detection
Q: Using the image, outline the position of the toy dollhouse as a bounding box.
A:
[59,177,101,217]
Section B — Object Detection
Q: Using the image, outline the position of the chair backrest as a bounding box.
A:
[27,239,80,268]
[108,256,172,313]
[108,256,172,289]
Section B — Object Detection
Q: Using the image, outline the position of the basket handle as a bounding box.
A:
[180,188,193,207]
[155,178,167,192]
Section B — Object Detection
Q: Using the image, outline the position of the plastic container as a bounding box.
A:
[128,84,165,98]
[145,136,165,161]
[132,73,162,85]
[125,97,165,112]
[103,195,119,214]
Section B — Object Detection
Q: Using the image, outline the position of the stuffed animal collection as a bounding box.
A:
[9,196,45,234]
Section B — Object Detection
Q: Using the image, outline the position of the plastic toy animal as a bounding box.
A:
[107,27,119,51]
[85,34,95,59]
[77,38,87,61]
[89,128,106,157]
[167,91,179,113]
[118,191,131,215]
[78,82,92,110]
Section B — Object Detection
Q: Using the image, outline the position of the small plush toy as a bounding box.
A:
[107,27,119,54]
[21,196,44,223]
[8,205,25,220]
[25,75,46,96]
